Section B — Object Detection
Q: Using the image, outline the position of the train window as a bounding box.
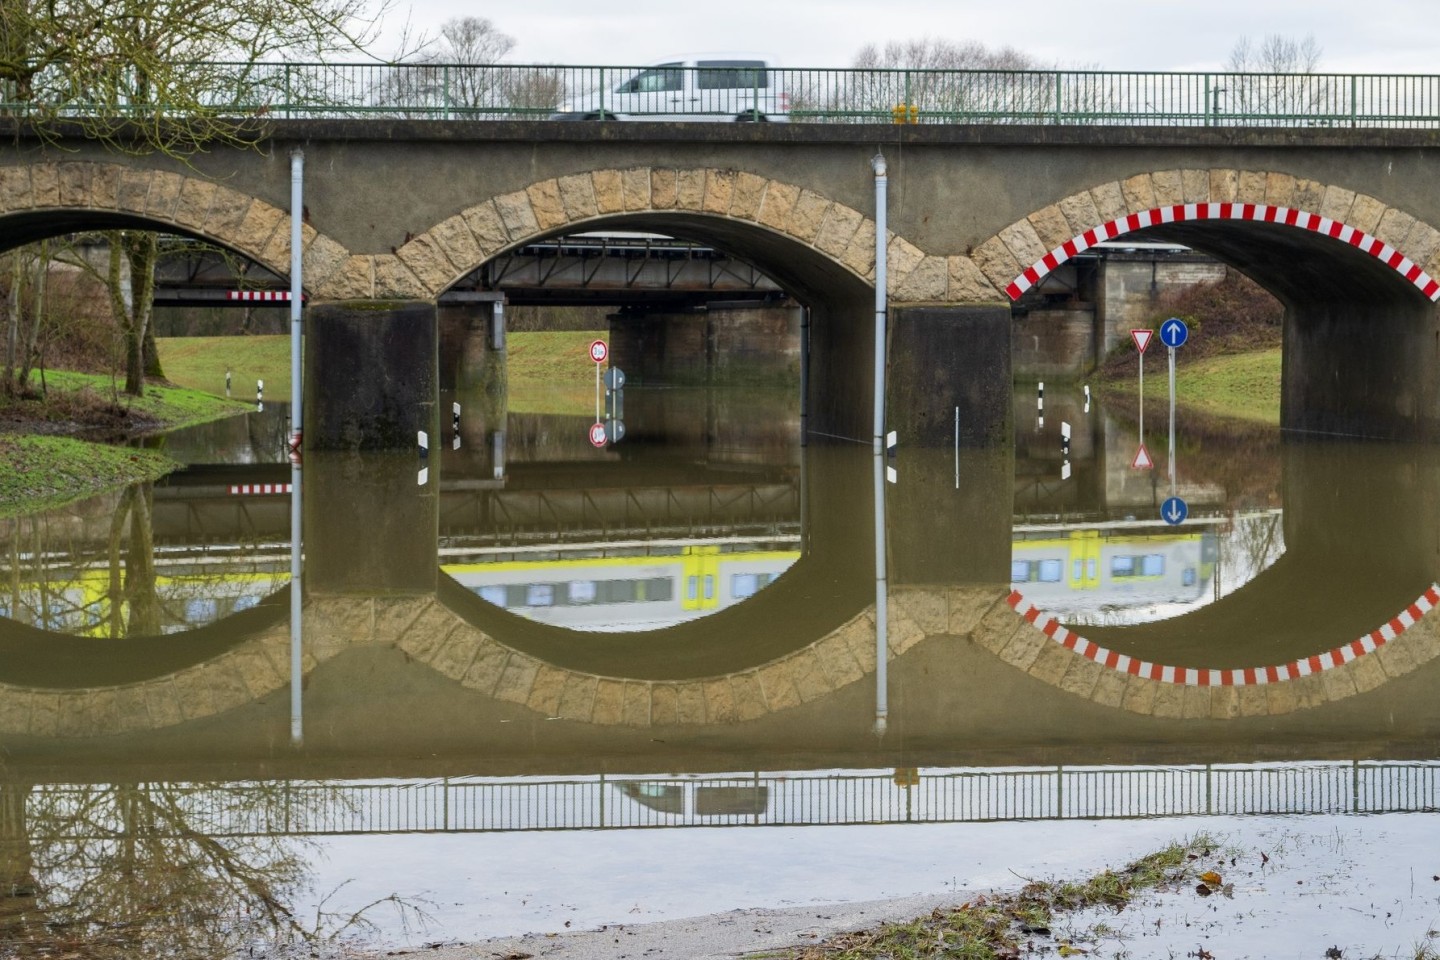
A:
[185,598,219,622]
[479,585,507,607]
[1010,560,1031,582]
[1037,559,1063,582]
[1141,554,1165,576]
[703,575,715,600]
[1088,559,1097,579]
[1111,556,1135,577]
[643,577,674,602]
[732,573,760,598]
[1072,559,1084,580]
[686,576,698,601]
[525,584,555,607]
[568,580,597,603]
[1182,566,1197,587]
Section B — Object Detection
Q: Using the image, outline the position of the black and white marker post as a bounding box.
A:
[452,402,462,450]
[417,429,429,486]
[1061,421,1071,480]
[256,379,263,412]
[1036,381,1044,429]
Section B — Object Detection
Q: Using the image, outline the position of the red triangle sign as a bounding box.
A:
[1132,443,1154,470]
[1131,329,1153,354]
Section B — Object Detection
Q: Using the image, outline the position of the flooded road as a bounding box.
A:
[0,383,1437,956]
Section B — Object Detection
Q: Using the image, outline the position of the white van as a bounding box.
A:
[551,55,789,122]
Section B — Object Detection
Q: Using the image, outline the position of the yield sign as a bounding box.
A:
[1131,443,1154,470]
[1130,329,1153,354]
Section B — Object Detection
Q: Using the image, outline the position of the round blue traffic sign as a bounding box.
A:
[1160,317,1189,349]
[1161,496,1188,526]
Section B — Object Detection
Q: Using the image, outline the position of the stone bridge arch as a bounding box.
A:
[5,580,1439,740]
[969,168,1440,302]
[972,167,1440,439]
[380,166,993,304]
[0,160,356,292]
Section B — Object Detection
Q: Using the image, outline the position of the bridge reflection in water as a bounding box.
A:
[28,762,1439,840]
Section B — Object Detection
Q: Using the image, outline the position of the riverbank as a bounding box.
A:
[321,813,1440,960]
[0,369,251,517]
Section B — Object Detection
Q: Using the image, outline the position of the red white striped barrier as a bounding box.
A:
[226,290,299,302]
[1005,204,1440,303]
[1006,584,1440,686]
[228,483,293,495]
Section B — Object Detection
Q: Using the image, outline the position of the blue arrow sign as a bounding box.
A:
[1160,317,1189,349]
[1161,496,1188,526]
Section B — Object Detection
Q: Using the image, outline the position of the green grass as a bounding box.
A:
[0,435,178,518]
[1104,347,1281,425]
[157,330,608,408]
[157,335,294,402]
[19,369,253,428]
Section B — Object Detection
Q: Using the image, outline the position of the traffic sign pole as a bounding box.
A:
[1169,345,1177,488]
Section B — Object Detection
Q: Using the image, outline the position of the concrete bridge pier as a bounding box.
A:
[303,450,438,595]
[304,300,439,451]
[887,303,1013,448]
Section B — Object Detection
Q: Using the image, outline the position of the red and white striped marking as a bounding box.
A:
[226,290,296,302]
[1005,583,1440,686]
[1004,204,1440,302]
[228,483,293,495]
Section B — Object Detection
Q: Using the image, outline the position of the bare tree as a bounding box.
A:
[370,17,562,117]
[1221,34,1331,124]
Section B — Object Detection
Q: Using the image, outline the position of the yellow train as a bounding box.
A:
[1010,528,1218,618]
[443,544,800,631]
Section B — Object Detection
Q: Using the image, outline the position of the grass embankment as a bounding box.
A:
[157,334,295,402]
[1103,347,1282,425]
[156,331,608,414]
[0,369,249,517]
[760,835,1223,960]
[0,436,178,519]
[506,330,608,415]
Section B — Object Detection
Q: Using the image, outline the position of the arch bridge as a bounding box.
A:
[5,121,1440,445]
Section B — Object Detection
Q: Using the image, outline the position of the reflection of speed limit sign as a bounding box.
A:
[589,339,608,364]
[588,422,608,447]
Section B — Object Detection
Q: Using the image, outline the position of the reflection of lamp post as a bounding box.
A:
[1210,86,1226,125]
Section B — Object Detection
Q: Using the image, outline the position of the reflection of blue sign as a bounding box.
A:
[1161,496,1188,525]
[1160,317,1189,348]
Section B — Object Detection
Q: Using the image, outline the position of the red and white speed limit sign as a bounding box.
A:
[589,339,608,364]
[588,422,608,447]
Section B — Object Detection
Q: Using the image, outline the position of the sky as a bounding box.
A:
[376,0,1440,73]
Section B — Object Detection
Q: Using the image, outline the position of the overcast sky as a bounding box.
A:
[377,0,1439,73]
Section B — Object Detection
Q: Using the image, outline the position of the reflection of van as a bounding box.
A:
[551,55,789,122]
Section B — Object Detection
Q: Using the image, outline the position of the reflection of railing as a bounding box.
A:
[29,762,1440,839]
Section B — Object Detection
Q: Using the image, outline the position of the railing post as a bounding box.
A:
[284,63,293,119]
[1203,73,1211,126]
[443,65,451,120]
[598,67,606,120]
[1054,71,1062,123]
[1350,74,1358,128]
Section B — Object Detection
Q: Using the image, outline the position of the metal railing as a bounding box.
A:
[5,63,1440,127]
[27,761,1440,839]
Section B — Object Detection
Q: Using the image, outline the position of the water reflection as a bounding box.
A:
[2,381,1439,950]
[0,482,289,637]
[446,541,799,630]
